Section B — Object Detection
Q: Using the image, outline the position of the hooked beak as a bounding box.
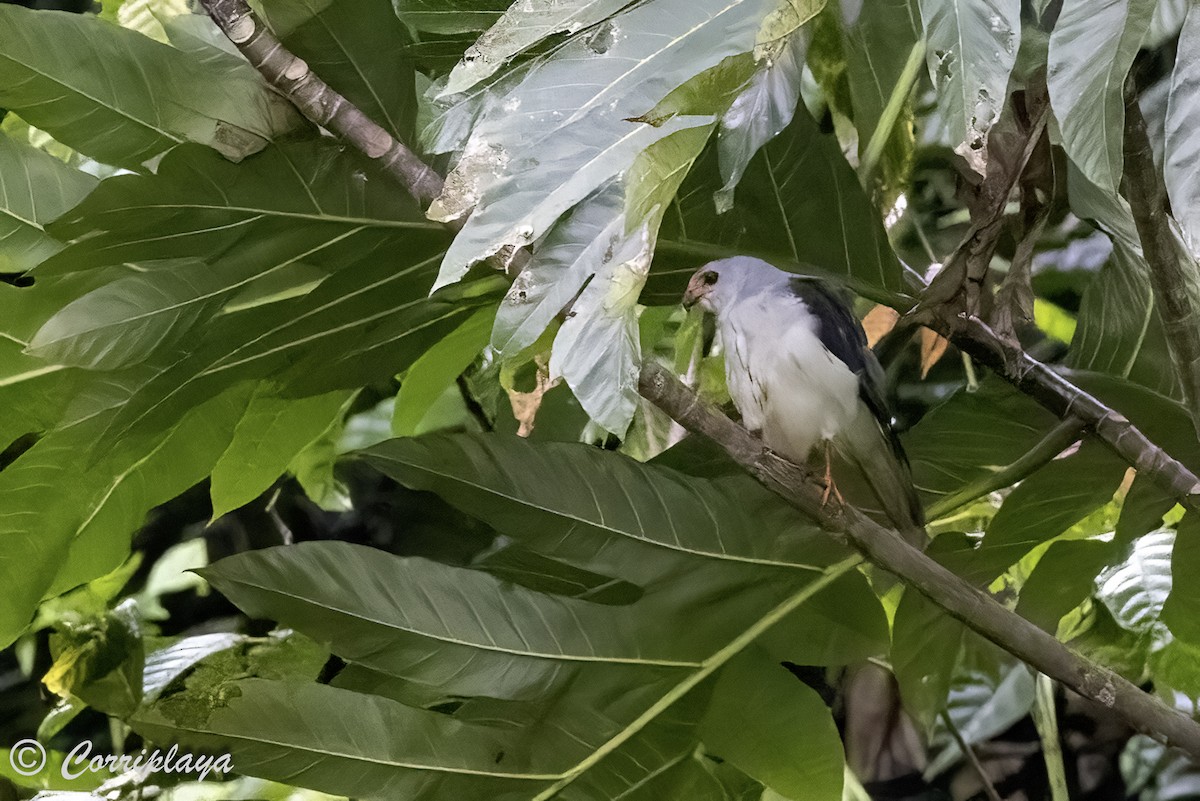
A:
[682,275,710,310]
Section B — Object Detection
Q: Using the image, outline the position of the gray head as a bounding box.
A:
[681,257,795,314]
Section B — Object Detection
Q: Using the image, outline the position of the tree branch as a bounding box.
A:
[932,315,1200,510]
[198,0,444,206]
[638,361,1200,758]
[1122,87,1200,443]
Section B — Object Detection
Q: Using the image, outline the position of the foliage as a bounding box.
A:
[2,0,1200,798]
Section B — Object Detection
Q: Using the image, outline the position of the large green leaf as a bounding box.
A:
[393,305,494,436]
[209,386,356,518]
[42,141,439,276]
[977,440,1127,578]
[257,0,418,143]
[27,259,238,370]
[652,104,916,306]
[0,135,98,273]
[1166,2,1200,255]
[918,0,1020,175]
[359,433,852,580]
[392,0,507,33]
[1162,517,1200,645]
[95,253,479,449]
[0,384,250,650]
[139,432,862,800]
[1047,0,1156,193]
[0,5,297,169]
[440,0,633,96]
[700,650,843,800]
[1067,163,1181,398]
[902,380,1059,514]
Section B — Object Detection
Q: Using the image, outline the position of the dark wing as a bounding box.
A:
[786,277,901,457]
[789,276,924,531]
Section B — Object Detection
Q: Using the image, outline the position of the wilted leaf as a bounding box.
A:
[1165,3,1200,256]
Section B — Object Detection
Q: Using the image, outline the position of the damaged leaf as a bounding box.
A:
[919,0,1021,176]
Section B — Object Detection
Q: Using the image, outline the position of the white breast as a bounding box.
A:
[718,292,861,464]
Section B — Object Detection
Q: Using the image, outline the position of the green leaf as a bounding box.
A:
[393,0,507,33]
[652,104,915,306]
[1017,539,1116,632]
[1162,516,1200,645]
[0,384,249,649]
[359,433,852,580]
[1047,0,1156,193]
[27,259,236,370]
[441,0,634,96]
[892,585,964,730]
[0,134,97,273]
[393,306,494,436]
[0,5,296,168]
[257,0,418,143]
[838,0,921,190]
[43,141,439,276]
[903,380,1059,513]
[1166,2,1200,256]
[977,440,1127,578]
[1098,527,1175,638]
[548,127,711,435]
[701,650,844,800]
[1067,163,1181,398]
[210,386,356,518]
[428,0,781,278]
[918,0,1020,175]
[759,570,890,666]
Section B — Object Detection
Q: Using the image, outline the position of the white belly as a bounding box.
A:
[719,296,860,464]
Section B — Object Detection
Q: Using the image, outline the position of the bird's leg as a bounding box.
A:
[820,440,844,507]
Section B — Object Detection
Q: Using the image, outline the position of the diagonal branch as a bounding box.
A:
[198,0,444,205]
[1122,86,1200,443]
[638,362,1200,757]
[202,0,1200,754]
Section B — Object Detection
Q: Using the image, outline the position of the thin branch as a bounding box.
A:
[197,0,444,206]
[934,315,1200,511]
[638,361,1200,758]
[1123,86,1200,443]
[940,709,1004,801]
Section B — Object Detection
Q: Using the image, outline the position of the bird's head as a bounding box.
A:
[682,257,790,313]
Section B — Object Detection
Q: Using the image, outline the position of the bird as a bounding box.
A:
[682,256,924,542]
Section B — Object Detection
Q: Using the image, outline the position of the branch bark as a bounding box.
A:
[1123,88,1200,443]
[638,361,1200,758]
[198,0,444,206]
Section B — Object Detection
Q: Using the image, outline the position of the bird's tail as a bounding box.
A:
[837,405,926,547]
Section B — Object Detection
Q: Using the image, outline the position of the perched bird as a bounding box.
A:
[682,256,924,541]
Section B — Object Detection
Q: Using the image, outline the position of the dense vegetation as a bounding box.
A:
[3,0,1200,798]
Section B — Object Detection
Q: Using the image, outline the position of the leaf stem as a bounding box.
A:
[925,415,1086,521]
[859,38,926,188]
[531,555,864,799]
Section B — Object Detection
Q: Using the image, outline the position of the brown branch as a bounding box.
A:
[638,361,1200,758]
[1123,87,1200,443]
[935,315,1200,509]
[198,0,444,206]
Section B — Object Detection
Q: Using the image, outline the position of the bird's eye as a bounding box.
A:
[702,271,719,286]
